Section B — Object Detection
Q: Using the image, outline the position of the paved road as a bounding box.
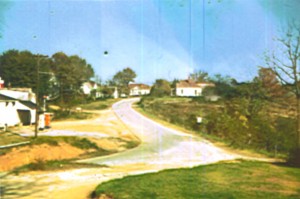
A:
[1,99,250,199]
[80,98,238,168]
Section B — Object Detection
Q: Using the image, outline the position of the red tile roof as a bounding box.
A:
[128,83,151,89]
[176,80,215,88]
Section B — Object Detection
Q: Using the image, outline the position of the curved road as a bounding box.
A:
[80,98,238,168]
[3,99,248,199]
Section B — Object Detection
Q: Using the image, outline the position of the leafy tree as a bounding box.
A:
[189,70,209,82]
[208,74,238,98]
[51,52,94,104]
[0,50,52,95]
[100,86,115,98]
[112,67,136,95]
[264,23,300,163]
[150,79,171,97]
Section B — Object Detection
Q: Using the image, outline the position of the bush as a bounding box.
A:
[288,148,300,167]
[150,79,171,97]
[71,138,99,150]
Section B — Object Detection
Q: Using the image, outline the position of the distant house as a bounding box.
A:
[0,77,4,89]
[81,81,103,99]
[128,83,151,96]
[176,79,215,97]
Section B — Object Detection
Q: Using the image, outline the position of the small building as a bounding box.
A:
[0,99,20,128]
[113,87,118,99]
[0,94,37,127]
[128,83,151,96]
[176,79,215,97]
[0,77,4,89]
[0,88,36,103]
[81,81,103,99]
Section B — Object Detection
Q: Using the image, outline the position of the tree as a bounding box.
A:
[189,70,209,82]
[51,52,94,104]
[150,79,171,97]
[256,67,285,100]
[0,50,52,94]
[265,23,300,164]
[112,67,136,95]
[209,74,238,98]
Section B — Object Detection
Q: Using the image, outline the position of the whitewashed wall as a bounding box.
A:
[176,87,203,97]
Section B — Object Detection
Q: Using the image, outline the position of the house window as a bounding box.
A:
[195,90,197,95]
[181,89,183,94]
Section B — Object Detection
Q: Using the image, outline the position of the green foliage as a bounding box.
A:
[208,74,239,99]
[139,96,296,157]
[80,98,119,110]
[150,79,171,97]
[288,148,300,167]
[0,50,52,95]
[112,67,136,95]
[100,86,114,98]
[95,161,300,199]
[30,136,98,150]
[0,132,28,146]
[189,70,209,82]
[0,50,95,109]
[70,138,99,150]
[51,52,94,103]
[14,159,104,172]
[51,110,93,121]
[30,136,59,146]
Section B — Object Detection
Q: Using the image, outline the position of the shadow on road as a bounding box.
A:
[0,174,53,199]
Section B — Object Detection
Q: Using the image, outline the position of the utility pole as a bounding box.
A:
[34,55,48,138]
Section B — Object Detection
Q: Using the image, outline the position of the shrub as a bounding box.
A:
[288,148,300,167]
[71,138,99,150]
[150,79,171,97]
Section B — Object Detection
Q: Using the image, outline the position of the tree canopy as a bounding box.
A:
[112,67,136,95]
[150,79,171,97]
[0,50,94,104]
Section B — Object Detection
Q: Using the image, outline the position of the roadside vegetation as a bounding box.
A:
[0,131,28,147]
[50,98,120,121]
[138,95,295,159]
[137,65,299,164]
[95,160,300,199]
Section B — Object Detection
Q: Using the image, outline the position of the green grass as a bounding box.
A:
[95,160,300,199]
[13,159,107,174]
[9,136,112,173]
[80,98,120,110]
[51,98,120,121]
[0,131,28,146]
[52,111,94,121]
[30,136,99,150]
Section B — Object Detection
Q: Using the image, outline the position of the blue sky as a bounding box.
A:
[0,0,299,84]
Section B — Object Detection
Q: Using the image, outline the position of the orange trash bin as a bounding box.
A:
[45,113,51,128]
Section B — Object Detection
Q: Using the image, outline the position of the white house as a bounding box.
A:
[113,87,118,99]
[0,100,20,128]
[128,83,151,96]
[0,94,37,127]
[81,81,103,99]
[176,79,215,97]
[0,88,36,103]
[0,77,4,89]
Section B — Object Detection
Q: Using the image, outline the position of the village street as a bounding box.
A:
[2,98,246,199]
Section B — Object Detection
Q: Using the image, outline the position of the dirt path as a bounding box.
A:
[0,99,274,199]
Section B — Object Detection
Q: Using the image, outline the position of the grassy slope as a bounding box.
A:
[135,98,272,159]
[0,131,28,146]
[93,97,300,198]
[95,161,300,199]
[80,98,120,110]
[51,98,120,121]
